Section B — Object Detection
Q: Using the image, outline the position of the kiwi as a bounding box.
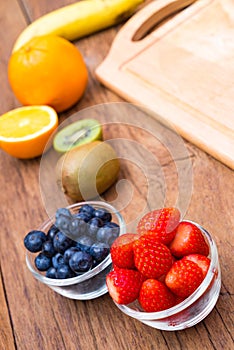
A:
[53,118,102,153]
[56,141,120,201]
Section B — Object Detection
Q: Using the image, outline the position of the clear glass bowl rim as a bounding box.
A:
[114,220,220,321]
[25,201,126,287]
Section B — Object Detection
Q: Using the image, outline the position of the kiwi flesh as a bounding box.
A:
[53,118,102,153]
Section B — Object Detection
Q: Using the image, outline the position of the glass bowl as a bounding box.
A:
[114,221,221,331]
[26,201,126,300]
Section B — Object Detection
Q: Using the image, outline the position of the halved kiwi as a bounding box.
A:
[53,118,103,153]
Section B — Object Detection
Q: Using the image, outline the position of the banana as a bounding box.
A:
[12,0,145,52]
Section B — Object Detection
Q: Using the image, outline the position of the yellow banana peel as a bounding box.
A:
[12,0,145,52]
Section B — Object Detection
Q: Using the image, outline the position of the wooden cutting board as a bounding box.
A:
[95,0,234,169]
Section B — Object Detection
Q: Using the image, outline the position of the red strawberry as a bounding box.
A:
[106,268,143,305]
[165,259,204,298]
[139,279,176,312]
[182,254,210,278]
[137,207,181,245]
[133,235,173,279]
[174,295,186,305]
[112,264,121,272]
[158,255,177,283]
[169,221,209,258]
[110,233,140,269]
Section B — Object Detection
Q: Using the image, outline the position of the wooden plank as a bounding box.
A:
[0,0,26,115]
[0,269,15,350]
[96,0,234,170]
[0,0,233,349]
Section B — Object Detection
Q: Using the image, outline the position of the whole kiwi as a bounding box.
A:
[56,141,120,201]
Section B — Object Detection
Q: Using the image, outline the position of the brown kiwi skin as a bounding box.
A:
[56,141,120,201]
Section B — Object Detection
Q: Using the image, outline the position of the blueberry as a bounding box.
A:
[55,207,71,219]
[92,259,99,268]
[55,214,71,234]
[46,224,59,241]
[105,221,120,232]
[93,208,112,223]
[53,231,73,253]
[63,247,80,264]
[52,253,65,269]
[24,230,47,253]
[106,222,120,238]
[86,217,103,238]
[69,251,93,273]
[96,226,116,245]
[79,204,95,217]
[46,267,57,279]
[90,242,110,262]
[68,217,87,237]
[56,265,75,279]
[68,218,80,236]
[35,253,52,271]
[74,212,92,223]
[75,235,94,253]
[42,240,56,257]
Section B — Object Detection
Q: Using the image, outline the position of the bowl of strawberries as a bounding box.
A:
[106,208,221,330]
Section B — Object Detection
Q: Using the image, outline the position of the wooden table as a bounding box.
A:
[0,1,233,349]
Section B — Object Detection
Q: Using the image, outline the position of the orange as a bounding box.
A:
[0,105,58,159]
[8,35,88,112]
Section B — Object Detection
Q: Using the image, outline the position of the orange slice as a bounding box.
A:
[0,105,58,159]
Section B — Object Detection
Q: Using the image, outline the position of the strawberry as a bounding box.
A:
[137,207,181,245]
[182,254,210,278]
[110,233,140,269]
[112,264,122,272]
[133,235,173,279]
[169,221,209,258]
[158,255,177,283]
[106,268,143,305]
[165,259,204,298]
[174,295,186,305]
[139,279,176,312]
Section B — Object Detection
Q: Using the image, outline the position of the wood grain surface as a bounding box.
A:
[0,1,233,350]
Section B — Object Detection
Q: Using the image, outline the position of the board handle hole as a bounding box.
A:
[132,0,197,41]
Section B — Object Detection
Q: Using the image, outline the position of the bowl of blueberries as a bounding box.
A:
[24,201,126,299]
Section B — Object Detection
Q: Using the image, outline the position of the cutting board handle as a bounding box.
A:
[101,0,198,61]
[132,0,197,41]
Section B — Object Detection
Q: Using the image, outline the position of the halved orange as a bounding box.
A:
[0,105,58,159]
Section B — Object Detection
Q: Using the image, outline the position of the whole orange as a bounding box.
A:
[8,35,88,112]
